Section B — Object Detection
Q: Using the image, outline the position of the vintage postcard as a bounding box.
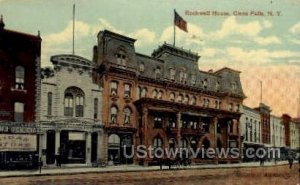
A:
[0,0,299,184]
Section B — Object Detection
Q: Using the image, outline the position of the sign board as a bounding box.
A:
[69,132,85,141]
[0,134,37,151]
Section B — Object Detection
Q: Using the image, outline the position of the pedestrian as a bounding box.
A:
[288,155,293,169]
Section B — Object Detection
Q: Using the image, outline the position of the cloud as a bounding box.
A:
[262,20,272,28]
[44,20,90,46]
[129,28,156,47]
[289,22,300,34]
[254,36,281,45]
[210,16,263,39]
[159,23,205,46]
[290,38,300,45]
[199,48,219,57]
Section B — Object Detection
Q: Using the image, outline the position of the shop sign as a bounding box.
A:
[0,134,37,151]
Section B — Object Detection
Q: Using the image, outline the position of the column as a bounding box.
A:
[39,132,47,166]
[97,131,103,163]
[176,112,181,145]
[86,132,92,165]
[55,130,60,155]
[142,107,148,165]
[54,130,60,166]
[142,107,148,146]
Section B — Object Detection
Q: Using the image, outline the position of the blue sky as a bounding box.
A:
[1,0,300,117]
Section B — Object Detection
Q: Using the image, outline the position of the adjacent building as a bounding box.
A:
[40,54,103,166]
[240,105,262,162]
[0,17,41,169]
[94,30,246,165]
[255,103,271,147]
[270,115,285,148]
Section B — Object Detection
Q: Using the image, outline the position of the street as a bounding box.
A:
[0,164,299,185]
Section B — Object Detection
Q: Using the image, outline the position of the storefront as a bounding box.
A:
[0,122,39,170]
[40,119,103,166]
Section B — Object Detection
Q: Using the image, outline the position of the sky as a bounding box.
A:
[0,0,300,117]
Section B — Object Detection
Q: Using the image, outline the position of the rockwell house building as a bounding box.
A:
[94,30,246,165]
[40,54,103,166]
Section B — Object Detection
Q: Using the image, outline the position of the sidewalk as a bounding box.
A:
[0,161,290,178]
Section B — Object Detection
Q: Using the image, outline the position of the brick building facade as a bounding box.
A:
[94,30,245,165]
[0,16,41,169]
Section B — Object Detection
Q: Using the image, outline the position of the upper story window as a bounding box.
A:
[141,87,147,98]
[110,106,118,124]
[179,71,187,84]
[169,92,175,102]
[157,90,163,99]
[15,66,25,90]
[216,81,220,91]
[203,98,210,108]
[203,79,208,89]
[184,95,189,104]
[177,94,183,103]
[153,137,163,149]
[64,93,74,117]
[75,96,84,117]
[110,81,118,96]
[124,83,131,98]
[137,87,141,99]
[191,74,196,86]
[152,89,158,99]
[14,102,24,122]
[124,107,131,125]
[116,50,127,66]
[190,96,196,105]
[229,103,233,111]
[231,82,237,91]
[155,67,161,79]
[169,68,176,80]
[236,104,240,112]
[139,62,145,72]
[154,114,163,128]
[47,92,52,116]
[64,87,85,117]
[94,98,98,119]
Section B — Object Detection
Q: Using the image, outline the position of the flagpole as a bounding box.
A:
[72,3,75,55]
[173,9,176,46]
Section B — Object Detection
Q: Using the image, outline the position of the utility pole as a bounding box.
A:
[72,4,75,55]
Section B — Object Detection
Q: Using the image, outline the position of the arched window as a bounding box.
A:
[124,107,131,125]
[203,79,208,89]
[169,68,176,80]
[157,90,163,99]
[75,96,84,117]
[124,83,131,98]
[64,87,84,117]
[191,74,196,85]
[64,93,74,116]
[184,95,189,104]
[155,66,161,79]
[141,87,147,98]
[216,81,220,91]
[169,92,175,102]
[47,92,52,116]
[110,81,118,96]
[15,66,25,90]
[139,62,145,72]
[153,137,163,149]
[179,69,187,84]
[110,106,118,124]
[152,89,158,99]
[177,94,183,103]
[190,96,196,105]
[137,87,141,99]
[116,50,127,66]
